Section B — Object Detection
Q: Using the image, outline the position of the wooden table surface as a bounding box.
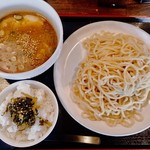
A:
[45,0,150,18]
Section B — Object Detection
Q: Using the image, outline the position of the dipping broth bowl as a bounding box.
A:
[0,0,63,80]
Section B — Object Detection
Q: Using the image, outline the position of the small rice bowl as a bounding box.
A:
[0,80,58,147]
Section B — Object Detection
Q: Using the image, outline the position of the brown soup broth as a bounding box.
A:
[0,12,58,73]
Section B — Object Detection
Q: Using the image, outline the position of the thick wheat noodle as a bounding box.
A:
[71,31,150,127]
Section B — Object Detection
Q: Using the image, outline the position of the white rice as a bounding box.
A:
[0,83,54,141]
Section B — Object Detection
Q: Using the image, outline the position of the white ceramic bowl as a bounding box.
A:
[0,80,59,147]
[0,0,63,80]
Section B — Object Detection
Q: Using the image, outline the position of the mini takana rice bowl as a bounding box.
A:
[0,80,59,147]
[0,0,63,80]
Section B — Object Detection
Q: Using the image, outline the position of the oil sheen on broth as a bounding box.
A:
[0,12,58,73]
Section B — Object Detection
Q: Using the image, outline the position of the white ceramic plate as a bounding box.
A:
[54,21,150,136]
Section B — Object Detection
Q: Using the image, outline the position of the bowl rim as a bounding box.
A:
[0,80,59,147]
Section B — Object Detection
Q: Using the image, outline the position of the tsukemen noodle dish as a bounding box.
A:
[0,12,58,73]
[71,31,150,128]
